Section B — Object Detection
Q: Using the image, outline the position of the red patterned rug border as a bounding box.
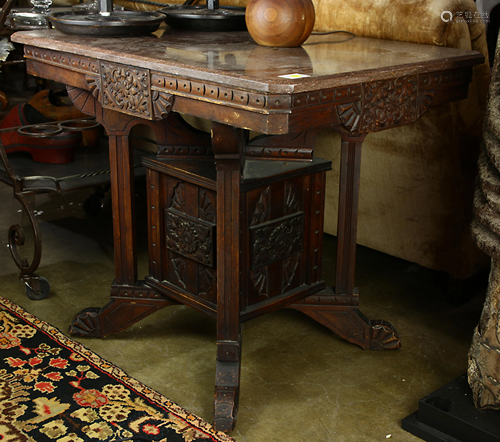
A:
[0,296,235,442]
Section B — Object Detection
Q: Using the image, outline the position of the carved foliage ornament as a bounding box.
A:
[363,76,417,131]
[337,75,427,133]
[100,62,152,118]
[95,61,173,120]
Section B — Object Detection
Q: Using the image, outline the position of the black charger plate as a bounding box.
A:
[48,10,166,36]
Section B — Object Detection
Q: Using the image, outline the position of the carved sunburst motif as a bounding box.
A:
[250,267,268,298]
[337,101,362,132]
[250,187,270,226]
[284,182,300,215]
[152,90,174,120]
[199,190,215,223]
[86,75,101,102]
[282,254,300,293]
[199,267,216,299]
[417,90,435,118]
[171,183,186,212]
[172,257,186,289]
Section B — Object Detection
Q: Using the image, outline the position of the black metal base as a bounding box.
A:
[402,374,500,442]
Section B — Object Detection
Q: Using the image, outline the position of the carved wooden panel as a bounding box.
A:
[282,254,301,293]
[167,179,216,302]
[171,257,187,289]
[144,157,329,312]
[100,61,154,119]
[335,70,475,133]
[245,177,306,304]
[144,163,218,308]
[284,182,300,215]
[165,210,215,267]
[242,160,331,309]
[338,75,419,133]
[251,213,304,269]
[363,75,417,131]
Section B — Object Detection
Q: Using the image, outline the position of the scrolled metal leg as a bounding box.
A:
[8,193,49,299]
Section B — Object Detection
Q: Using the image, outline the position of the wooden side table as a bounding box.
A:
[11,28,485,432]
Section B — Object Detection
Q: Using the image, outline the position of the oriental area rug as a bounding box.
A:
[0,296,234,442]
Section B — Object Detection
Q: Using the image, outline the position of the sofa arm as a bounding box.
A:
[313,0,490,110]
[313,0,478,47]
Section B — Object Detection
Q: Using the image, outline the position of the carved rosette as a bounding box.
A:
[165,182,216,268]
[166,211,215,267]
[100,61,153,119]
[251,215,304,268]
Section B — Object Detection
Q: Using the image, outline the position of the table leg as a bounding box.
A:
[289,132,401,350]
[68,102,179,337]
[212,123,244,432]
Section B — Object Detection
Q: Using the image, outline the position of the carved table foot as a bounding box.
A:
[288,290,401,350]
[69,282,178,337]
[213,339,241,432]
[213,362,240,432]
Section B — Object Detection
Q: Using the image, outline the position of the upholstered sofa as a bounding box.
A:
[61,0,492,288]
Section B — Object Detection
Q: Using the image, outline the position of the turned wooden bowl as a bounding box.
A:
[245,0,315,48]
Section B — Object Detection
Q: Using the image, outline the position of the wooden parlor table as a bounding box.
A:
[11,27,484,432]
